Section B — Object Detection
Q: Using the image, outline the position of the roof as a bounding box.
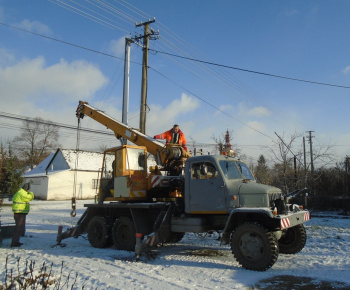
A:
[61,149,104,171]
[24,149,104,177]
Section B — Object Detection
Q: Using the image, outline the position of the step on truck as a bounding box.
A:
[57,101,311,271]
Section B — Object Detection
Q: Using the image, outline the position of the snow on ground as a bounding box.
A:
[1,200,350,289]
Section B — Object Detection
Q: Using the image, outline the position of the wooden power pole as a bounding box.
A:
[135,18,158,134]
[307,131,315,175]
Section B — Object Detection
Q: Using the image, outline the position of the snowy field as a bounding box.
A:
[1,199,350,289]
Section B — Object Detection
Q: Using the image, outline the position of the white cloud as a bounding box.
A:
[215,104,234,115]
[14,19,52,35]
[342,66,350,75]
[237,102,271,118]
[147,93,200,135]
[108,37,126,57]
[239,121,266,137]
[0,47,15,66]
[246,106,271,117]
[0,56,108,114]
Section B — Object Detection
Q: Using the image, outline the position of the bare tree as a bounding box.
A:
[98,143,110,152]
[14,117,60,169]
[308,138,337,171]
[188,136,196,155]
[269,132,303,193]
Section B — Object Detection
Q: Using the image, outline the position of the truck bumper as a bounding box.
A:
[279,210,310,229]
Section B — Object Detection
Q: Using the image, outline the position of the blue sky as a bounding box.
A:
[0,0,349,165]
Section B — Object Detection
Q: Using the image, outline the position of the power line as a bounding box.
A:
[148,49,350,89]
[3,20,348,149]
[1,21,348,90]
[0,22,127,62]
[0,112,115,137]
[148,67,274,140]
[0,21,275,141]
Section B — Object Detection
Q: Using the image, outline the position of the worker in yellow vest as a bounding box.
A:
[11,183,34,247]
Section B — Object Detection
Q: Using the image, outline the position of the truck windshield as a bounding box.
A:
[236,162,255,180]
[219,160,254,180]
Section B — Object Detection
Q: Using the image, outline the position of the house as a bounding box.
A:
[23,149,110,200]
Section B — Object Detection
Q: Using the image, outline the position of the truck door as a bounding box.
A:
[188,161,226,213]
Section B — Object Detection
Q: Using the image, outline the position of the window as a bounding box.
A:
[103,153,114,178]
[219,160,255,180]
[92,179,100,189]
[237,162,255,180]
[219,160,242,179]
[192,162,217,179]
[126,148,146,171]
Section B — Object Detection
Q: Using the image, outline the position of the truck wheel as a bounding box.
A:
[112,217,136,251]
[279,224,307,254]
[87,216,112,248]
[231,222,279,271]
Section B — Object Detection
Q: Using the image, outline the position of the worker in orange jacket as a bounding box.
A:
[154,124,188,151]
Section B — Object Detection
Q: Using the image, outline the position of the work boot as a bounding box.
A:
[11,242,23,247]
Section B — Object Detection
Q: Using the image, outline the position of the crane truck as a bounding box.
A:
[57,101,311,271]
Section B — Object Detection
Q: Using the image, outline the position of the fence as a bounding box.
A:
[290,195,350,213]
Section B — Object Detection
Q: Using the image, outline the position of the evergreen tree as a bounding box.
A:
[0,142,23,195]
[255,155,270,184]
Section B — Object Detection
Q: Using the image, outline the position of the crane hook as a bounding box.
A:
[70,197,76,217]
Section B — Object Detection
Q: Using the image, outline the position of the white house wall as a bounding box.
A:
[46,170,99,200]
[24,176,49,200]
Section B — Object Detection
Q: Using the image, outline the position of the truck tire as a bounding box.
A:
[279,224,307,254]
[231,222,279,271]
[112,217,136,251]
[87,216,112,248]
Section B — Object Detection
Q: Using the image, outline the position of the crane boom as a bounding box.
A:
[76,101,190,170]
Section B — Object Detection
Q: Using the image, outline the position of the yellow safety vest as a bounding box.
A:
[12,188,34,214]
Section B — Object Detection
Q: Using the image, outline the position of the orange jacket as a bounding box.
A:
[154,128,187,151]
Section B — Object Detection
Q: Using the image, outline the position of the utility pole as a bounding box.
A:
[303,136,307,187]
[134,18,158,134]
[345,156,350,194]
[121,38,133,145]
[307,131,315,175]
[306,131,315,195]
[345,156,350,213]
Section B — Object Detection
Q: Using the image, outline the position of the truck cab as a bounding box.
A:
[184,155,282,214]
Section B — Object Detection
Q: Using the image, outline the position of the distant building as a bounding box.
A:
[23,149,109,200]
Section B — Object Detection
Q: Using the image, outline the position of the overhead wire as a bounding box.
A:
[97,0,140,23]
[3,2,349,149]
[49,0,131,32]
[148,67,274,140]
[0,21,274,140]
[149,20,308,131]
[84,0,136,24]
[150,48,350,90]
[46,2,348,135]
[153,39,306,132]
[0,19,343,145]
